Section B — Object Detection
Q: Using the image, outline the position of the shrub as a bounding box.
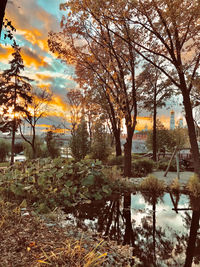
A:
[157,158,177,172]
[45,130,60,159]
[0,139,10,162]
[23,137,47,159]
[0,157,115,212]
[107,155,124,166]
[69,120,90,161]
[90,121,111,162]
[131,158,154,177]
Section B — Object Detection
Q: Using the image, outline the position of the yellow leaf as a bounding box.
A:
[37,260,50,264]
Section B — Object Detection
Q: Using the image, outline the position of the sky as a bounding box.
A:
[0,0,185,134]
[1,0,77,134]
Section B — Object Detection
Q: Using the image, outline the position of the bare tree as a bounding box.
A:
[19,87,52,158]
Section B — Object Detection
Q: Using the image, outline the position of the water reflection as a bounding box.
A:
[64,192,200,267]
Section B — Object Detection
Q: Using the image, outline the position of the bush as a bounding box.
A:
[0,139,10,162]
[90,121,111,162]
[131,158,154,177]
[107,155,124,166]
[0,157,115,212]
[23,137,47,159]
[69,120,90,161]
[157,158,177,172]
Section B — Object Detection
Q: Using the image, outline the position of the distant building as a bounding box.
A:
[170,110,175,130]
[178,118,183,128]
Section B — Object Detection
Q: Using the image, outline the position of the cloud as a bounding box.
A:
[0,45,13,64]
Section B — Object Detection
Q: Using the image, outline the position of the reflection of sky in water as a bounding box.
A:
[131,193,192,266]
[62,193,196,266]
[131,193,191,232]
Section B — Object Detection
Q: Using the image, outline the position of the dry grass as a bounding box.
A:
[0,200,133,266]
[37,239,107,266]
[140,175,165,192]
[170,177,181,192]
[187,174,200,197]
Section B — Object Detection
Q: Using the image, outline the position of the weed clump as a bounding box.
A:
[140,175,165,193]
[170,177,180,192]
[187,174,200,198]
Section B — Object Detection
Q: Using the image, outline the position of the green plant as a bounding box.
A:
[0,139,10,162]
[0,157,116,212]
[187,174,200,197]
[132,158,154,177]
[107,155,124,166]
[157,158,177,172]
[45,130,60,159]
[69,120,90,161]
[90,121,111,162]
[23,137,46,159]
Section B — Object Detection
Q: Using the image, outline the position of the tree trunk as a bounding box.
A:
[0,0,7,38]
[32,125,36,158]
[152,102,157,161]
[123,193,134,245]
[124,126,133,177]
[10,118,16,165]
[184,210,200,267]
[114,128,122,156]
[152,201,156,265]
[182,91,200,177]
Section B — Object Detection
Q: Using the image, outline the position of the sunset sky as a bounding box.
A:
[0,0,185,134]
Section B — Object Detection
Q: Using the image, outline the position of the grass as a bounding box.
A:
[170,177,181,192]
[37,240,107,267]
[187,174,200,197]
[139,175,165,193]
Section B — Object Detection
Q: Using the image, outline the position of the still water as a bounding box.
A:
[64,193,200,267]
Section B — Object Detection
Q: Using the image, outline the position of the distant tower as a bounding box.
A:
[178,117,183,128]
[170,110,175,130]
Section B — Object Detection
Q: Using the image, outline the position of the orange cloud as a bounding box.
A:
[41,128,70,134]
[36,124,51,128]
[40,94,70,118]
[135,116,152,131]
[0,45,13,63]
[21,46,46,69]
[36,73,52,81]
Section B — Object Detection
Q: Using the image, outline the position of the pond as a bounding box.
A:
[62,192,200,267]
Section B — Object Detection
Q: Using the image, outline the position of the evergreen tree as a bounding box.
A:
[91,121,111,161]
[0,42,32,164]
[69,119,90,161]
[45,130,60,159]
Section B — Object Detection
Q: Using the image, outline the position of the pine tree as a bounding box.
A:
[69,120,90,161]
[91,121,110,161]
[0,42,32,164]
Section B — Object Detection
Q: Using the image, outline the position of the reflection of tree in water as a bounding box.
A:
[134,192,175,267]
[65,193,200,266]
[66,196,126,243]
[173,196,200,267]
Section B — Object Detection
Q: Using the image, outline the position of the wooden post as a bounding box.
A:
[176,150,180,179]
[164,146,178,177]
